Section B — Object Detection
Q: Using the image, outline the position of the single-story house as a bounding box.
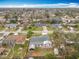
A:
[51,17,62,24]
[4,24,18,28]
[3,38,15,48]
[34,23,47,27]
[29,35,52,50]
[7,18,17,22]
[0,47,5,55]
[51,24,62,28]
[0,17,6,23]
[6,35,26,44]
[3,35,26,47]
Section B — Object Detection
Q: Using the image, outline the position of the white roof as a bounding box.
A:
[29,44,35,49]
[54,48,59,55]
[43,40,52,44]
[29,57,34,59]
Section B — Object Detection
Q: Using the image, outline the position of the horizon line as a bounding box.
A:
[0,3,79,8]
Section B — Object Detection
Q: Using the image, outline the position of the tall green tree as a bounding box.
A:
[27,30,33,38]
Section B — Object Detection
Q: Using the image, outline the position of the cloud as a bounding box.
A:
[67,3,79,8]
[0,3,79,8]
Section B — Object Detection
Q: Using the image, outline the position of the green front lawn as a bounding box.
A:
[34,26,43,31]
[24,26,43,31]
[47,26,57,31]
[32,33,41,36]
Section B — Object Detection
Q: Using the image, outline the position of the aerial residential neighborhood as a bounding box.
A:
[0,8,79,59]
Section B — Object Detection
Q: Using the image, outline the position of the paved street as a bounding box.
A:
[0,26,79,40]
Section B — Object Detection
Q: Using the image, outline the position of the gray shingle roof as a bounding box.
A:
[5,24,17,28]
[34,23,47,27]
[52,24,61,28]
[30,35,50,45]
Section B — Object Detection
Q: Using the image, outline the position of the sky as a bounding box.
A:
[0,0,79,8]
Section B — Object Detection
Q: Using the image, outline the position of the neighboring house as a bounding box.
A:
[7,35,26,44]
[7,18,17,22]
[0,17,6,23]
[34,22,47,27]
[51,17,62,24]
[62,18,70,24]
[3,38,15,48]
[52,24,62,28]
[0,47,5,55]
[4,24,18,29]
[29,35,52,50]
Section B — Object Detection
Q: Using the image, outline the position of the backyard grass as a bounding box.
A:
[0,48,12,59]
[34,27,43,31]
[30,48,53,56]
[6,41,29,59]
[13,41,29,58]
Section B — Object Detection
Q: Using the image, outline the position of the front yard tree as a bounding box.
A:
[27,30,33,38]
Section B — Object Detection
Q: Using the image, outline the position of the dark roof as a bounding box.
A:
[52,24,62,28]
[5,24,17,27]
[52,17,62,21]
[34,23,47,27]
